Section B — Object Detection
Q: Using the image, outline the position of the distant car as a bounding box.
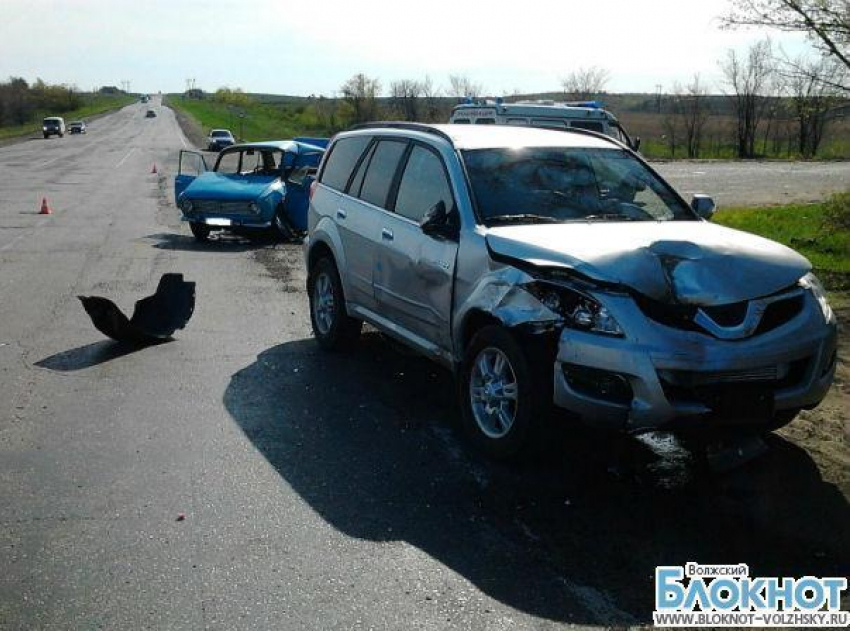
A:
[42,117,65,138]
[68,121,86,134]
[145,109,157,118]
[207,129,235,152]
[141,95,150,103]
[175,140,326,242]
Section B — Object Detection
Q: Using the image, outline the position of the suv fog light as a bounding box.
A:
[563,364,633,404]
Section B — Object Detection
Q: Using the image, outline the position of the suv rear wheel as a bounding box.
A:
[309,257,362,350]
[459,325,547,460]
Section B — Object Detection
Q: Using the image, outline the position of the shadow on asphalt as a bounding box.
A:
[143,232,275,253]
[34,339,152,371]
[223,333,850,625]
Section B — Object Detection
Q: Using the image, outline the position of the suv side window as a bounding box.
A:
[321,136,371,191]
[393,145,454,222]
[358,140,408,209]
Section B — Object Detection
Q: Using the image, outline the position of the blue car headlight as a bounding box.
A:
[180,198,193,212]
[799,272,834,323]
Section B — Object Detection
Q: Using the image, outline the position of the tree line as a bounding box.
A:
[0,77,88,127]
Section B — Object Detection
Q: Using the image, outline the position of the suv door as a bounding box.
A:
[338,138,408,312]
[175,150,208,200]
[375,144,458,352]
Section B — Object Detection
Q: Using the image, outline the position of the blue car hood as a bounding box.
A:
[183,172,280,201]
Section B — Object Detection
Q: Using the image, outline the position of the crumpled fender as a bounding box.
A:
[454,266,561,336]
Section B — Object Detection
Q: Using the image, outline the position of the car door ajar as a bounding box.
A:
[175,150,208,201]
[375,144,459,352]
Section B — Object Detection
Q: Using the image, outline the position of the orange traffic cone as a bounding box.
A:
[150,163,157,174]
[39,197,52,215]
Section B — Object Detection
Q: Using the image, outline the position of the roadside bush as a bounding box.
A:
[823,190,850,231]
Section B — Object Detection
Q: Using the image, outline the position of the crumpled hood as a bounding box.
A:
[184,172,279,202]
[486,221,811,305]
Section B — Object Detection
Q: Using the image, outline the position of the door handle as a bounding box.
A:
[381,228,394,241]
[336,208,347,219]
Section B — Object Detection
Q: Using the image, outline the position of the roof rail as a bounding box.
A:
[346,121,453,144]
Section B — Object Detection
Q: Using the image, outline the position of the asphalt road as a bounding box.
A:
[1,100,848,630]
[653,159,850,207]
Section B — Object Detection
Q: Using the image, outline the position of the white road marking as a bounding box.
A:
[115,147,137,168]
[39,155,62,168]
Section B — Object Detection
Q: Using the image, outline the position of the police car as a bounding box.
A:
[449,98,640,151]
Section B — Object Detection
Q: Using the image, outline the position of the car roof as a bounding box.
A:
[342,123,617,151]
[225,140,325,154]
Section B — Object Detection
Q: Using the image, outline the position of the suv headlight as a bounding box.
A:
[526,282,624,336]
[799,272,834,323]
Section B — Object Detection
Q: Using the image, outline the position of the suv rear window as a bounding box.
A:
[320,136,371,191]
[358,140,408,209]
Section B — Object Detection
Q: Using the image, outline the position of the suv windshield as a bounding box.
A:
[463,147,694,225]
[211,130,231,138]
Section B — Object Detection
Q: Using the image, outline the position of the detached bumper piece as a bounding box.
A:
[78,273,196,345]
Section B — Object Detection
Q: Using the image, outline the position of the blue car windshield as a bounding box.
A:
[462,147,695,225]
[216,148,283,176]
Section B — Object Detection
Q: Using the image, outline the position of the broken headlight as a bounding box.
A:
[799,272,834,323]
[180,198,193,213]
[525,282,624,337]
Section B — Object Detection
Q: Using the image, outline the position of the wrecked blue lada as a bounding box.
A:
[175,139,326,241]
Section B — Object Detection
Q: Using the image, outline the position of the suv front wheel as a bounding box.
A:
[309,257,362,350]
[459,325,547,460]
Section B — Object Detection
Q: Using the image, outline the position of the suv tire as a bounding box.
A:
[309,257,362,350]
[459,325,547,460]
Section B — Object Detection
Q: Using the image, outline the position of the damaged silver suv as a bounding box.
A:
[305,123,837,459]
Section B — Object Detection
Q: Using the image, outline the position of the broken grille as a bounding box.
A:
[194,200,254,214]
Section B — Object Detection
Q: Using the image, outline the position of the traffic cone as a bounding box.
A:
[150,163,157,174]
[39,197,52,215]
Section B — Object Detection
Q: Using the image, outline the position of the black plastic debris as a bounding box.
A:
[78,273,195,344]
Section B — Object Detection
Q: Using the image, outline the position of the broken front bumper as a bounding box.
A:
[552,290,838,431]
[180,214,271,229]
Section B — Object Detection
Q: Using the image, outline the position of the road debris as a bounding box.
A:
[78,273,195,344]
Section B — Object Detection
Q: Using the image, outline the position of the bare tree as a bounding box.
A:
[389,79,423,121]
[720,39,775,158]
[785,55,847,156]
[340,73,381,124]
[447,74,484,101]
[419,75,443,122]
[722,0,850,75]
[661,87,684,159]
[681,74,712,158]
[561,67,611,100]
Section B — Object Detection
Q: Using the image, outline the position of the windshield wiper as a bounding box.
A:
[573,213,641,222]
[486,214,561,225]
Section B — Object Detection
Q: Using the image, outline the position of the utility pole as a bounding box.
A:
[655,84,663,113]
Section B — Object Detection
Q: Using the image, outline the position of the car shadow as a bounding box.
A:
[142,232,274,253]
[223,333,850,625]
[34,339,155,371]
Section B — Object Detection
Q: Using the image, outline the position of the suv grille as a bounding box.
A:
[636,286,804,339]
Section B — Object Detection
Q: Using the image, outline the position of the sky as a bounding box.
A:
[0,0,813,96]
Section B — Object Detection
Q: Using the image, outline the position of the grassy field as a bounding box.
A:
[164,95,332,143]
[714,195,850,293]
[0,93,136,140]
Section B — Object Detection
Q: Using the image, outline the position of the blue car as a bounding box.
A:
[175,140,326,242]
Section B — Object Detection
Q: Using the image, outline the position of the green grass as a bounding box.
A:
[0,93,136,140]
[164,95,333,142]
[714,198,850,291]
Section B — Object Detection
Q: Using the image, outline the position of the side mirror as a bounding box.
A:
[632,137,641,152]
[691,194,716,220]
[420,201,458,240]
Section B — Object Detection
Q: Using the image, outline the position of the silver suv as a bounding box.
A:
[305,123,837,459]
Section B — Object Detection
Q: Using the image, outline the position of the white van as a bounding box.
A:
[449,99,639,151]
